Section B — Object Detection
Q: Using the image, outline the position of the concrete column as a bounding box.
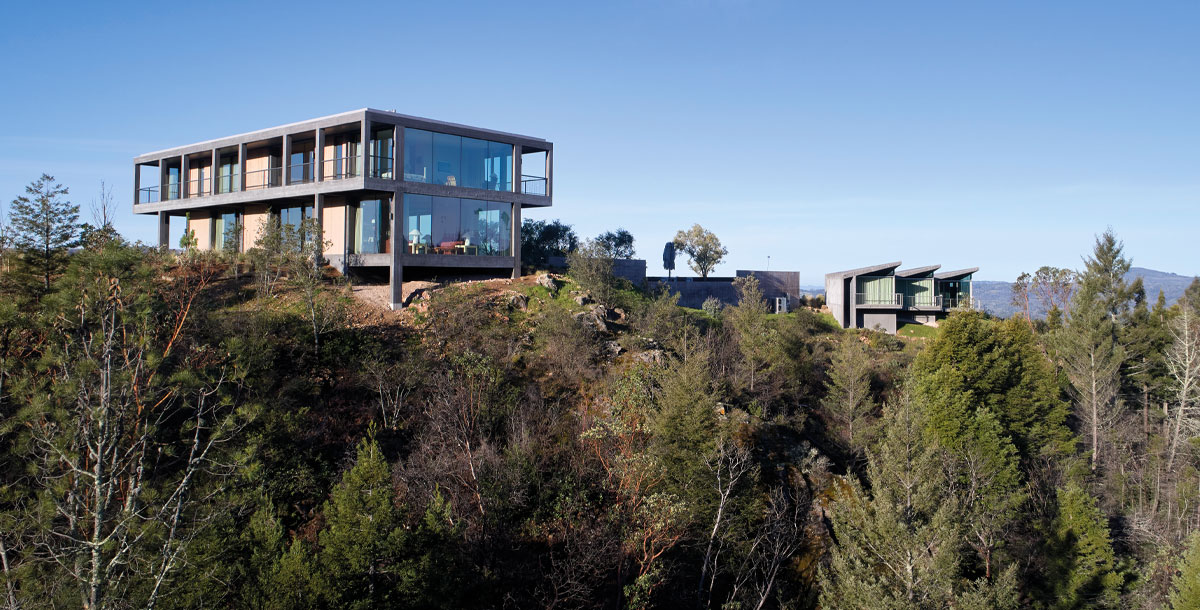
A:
[238,142,247,191]
[159,160,168,201]
[511,203,522,279]
[546,147,553,199]
[211,148,219,195]
[315,128,325,182]
[343,200,353,273]
[314,193,325,266]
[133,163,141,206]
[180,155,189,199]
[158,212,170,249]
[360,118,370,177]
[282,135,292,185]
[390,190,403,309]
[513,144,523,194]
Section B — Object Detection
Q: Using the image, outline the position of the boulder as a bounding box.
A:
[574,294,592,306]
[633,349,665,365]
[506,291,529,311]
[603,341,624,359]
[573,309,608,334]
[535,273,558,296]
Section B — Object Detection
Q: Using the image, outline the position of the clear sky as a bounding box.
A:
[1,0,1195,283]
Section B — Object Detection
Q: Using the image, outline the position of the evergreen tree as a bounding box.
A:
[822,337,876,457]
[1079,228,1136,322]
[1046,482,1122,609]
[9,173,78,292]
[1057,295,1124,472]
[1172,532,1200,610]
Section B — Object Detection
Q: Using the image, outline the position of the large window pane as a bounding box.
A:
[486,142,513,191]
[355,199,384,254]
[404,194,432,254]
[403,128,432,183]
[458,198,486,254]
[487,201,511,256]
[433,133,461,186]
[460,137,487,189]
[371,127,394,179]
[431,197,460,253]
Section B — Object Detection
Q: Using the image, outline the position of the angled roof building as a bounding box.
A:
[824,262,978,333]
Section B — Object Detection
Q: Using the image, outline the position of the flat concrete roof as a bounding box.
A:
[896,264,941,278]
[135,108,549,163]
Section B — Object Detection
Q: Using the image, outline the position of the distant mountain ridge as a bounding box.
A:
[973,267,1197,319]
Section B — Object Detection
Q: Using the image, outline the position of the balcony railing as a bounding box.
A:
[138,186,159,203]
[944,296,979,310]
[856,293,902,306]
[216,173,240,194]
[288,162,314,185]
[185,178,210,198]
[369,155,394,179]
[521,175,547,196]
[323,156,359,180]
[904,294,943,309]
[244,167,282,190]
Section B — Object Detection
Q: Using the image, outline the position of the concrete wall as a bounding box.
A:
[547,256,647,286]
[242,204,269,250]
[188,211,211,250]
[245,149,272,189]
[646,270,800,310]
[323,202,346,257]
[825,275,846,327]
[858,311,897,334]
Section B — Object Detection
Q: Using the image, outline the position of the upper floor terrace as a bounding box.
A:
[132,109,552,214]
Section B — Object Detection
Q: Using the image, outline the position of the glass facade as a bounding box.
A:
[856,276,896,305]
[218,154,238,193]
[403,128,512,191]
[354,199,389,254]
[212,211,241,252]
[403,194,511,256]
[279,205,313,242]
[370,128,394,179]
[899,278,936,307]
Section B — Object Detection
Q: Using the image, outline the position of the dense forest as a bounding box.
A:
[1,176,1200,609]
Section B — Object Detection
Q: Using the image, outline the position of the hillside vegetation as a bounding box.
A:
[2,223,1200,609]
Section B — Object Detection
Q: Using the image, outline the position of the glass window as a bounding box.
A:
[458,198,486,253]
[355,199,385,254]
[404,194,432,253]
[213,212,241,252]
[433,133,461,186]
[371,127,394,179]
[219,154,238,193]
[460,137,487,189]
[279,205,313,243]
[431,197,460,252]
[486,142,512,191]
[403,128,433,183]
[485,201,511,256]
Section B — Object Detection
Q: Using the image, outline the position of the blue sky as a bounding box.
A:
[1,0,1196,282]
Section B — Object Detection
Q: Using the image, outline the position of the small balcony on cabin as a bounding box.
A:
[401,127,523,193]
[321,125,361,181]
[521,147,549,196]
[855,275,901,307]
[938,279,976,310]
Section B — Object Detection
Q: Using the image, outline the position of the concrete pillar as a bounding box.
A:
[511,203,522,279]
[314,193,325,266]
[180,154,189,199]
[343,200,353,273]
[240,142,249,192]
[546,147,553,199]
[315,128,325,182]
[158,212,170,249]
[395,124,405,182]
[513,144,522,194]
[133,163,141,206]
[390,190,403,309]
[282,135,292,185]
[211,148,219,195]
[159,160,168,201]
[360,118,370,177]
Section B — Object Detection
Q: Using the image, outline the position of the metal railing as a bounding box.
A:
[185,178,210,198]
[243,168,282,190]
[521,175,546,195]
[323,156,359,180]
[904,294,943,308]
[288,162,314,185]
[856,292,902,306]
[138,186,159,204]
[944,296,979,310]
[369,155,394,179]
[216,174,240,194]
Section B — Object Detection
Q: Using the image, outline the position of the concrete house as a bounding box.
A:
[132,108,553,309]
[824,262,978,333]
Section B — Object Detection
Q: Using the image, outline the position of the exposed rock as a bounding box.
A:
[633,349,664,365]
[573,309,608,334]
[536,273,558,296]
[506,291,529,311]
[574,294,592,306]
[603,341,624,359]
[611,307,627,322]
[588,303,608,320]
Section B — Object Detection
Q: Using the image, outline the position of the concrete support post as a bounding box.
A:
[211,148,219,195]
[158,212,170,249]
[160,160,168,201]
[133,163,141,206]
[343,200,353,273]
[180,155,189,199]
[511,203,522,279]
[359,118,370,178]
[237,142,247,192]
[513,144,522,195]
[315,128,325,182]
[546,147,553,199]
[282,135,292,185]
[395,124,405,182]
[314,193,325,265]
[390,190,403,309]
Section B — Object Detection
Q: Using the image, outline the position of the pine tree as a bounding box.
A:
[1046,482,1122,609]
[9,173,78,292]
[1057,296,1124,472]
[822,337,876,457]
[1079,228,1136,322]
[1171,532,1200,610]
